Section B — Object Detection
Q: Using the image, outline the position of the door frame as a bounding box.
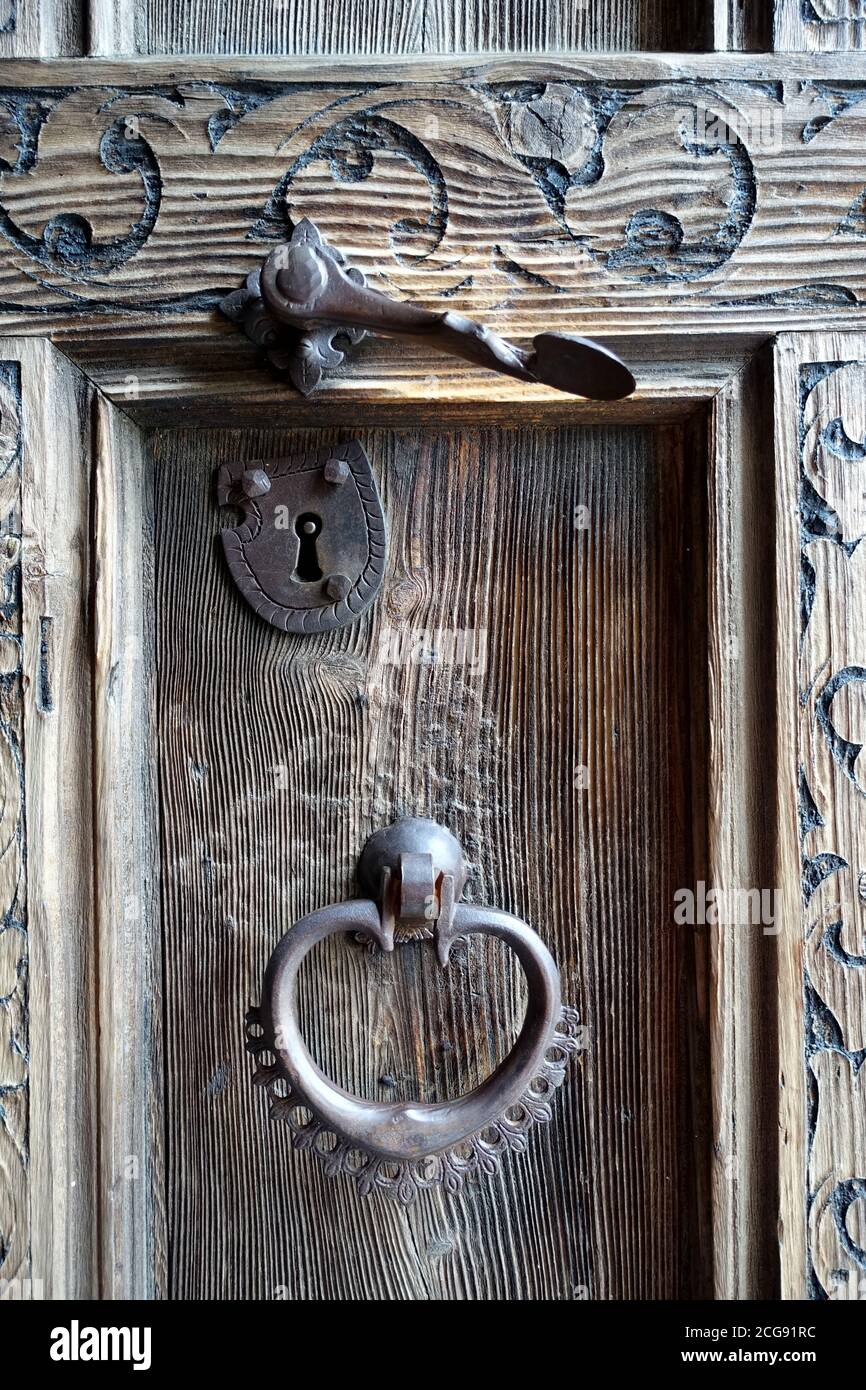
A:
[2,52,865,1301]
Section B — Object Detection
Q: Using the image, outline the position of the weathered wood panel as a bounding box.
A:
[0,338,161,1302]
[153,421,709,1299]
[775,332,866,1301]
[0,0,82,56]
[775,0,866,52]
[705,349,781,1300]
[88,0,711,57]
[91,393,166,1299]
[14,339,97,1298]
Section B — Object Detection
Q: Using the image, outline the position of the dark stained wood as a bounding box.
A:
[153,422,710,1299]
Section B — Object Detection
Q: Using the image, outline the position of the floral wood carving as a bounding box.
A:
[1,76,866,338]
[799,358,866,1299]
[802,1,866,24]
[0,361,26,1291]
[775,0,866,49]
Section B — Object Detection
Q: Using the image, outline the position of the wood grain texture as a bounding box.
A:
[775,331,866,1301]
[0,339,167,1301]
[423,1,711,52]
[91,392,166,1299]
[14,338,97,1298]
[4,57,866,369]
[714,0,772,50]
[705,348,781,1300]
[0,0,83,56]
[87,0,139,54]
[88,0,711,56]
[775,0,866,52]
[153,421,709,1300]
[69,333,765,430]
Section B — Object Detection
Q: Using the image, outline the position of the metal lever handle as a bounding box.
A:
[221,218,636,401]
[246,818,580,1203]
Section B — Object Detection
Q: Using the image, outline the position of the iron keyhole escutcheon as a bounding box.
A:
[293,512,323,582]
[216,441,387,634]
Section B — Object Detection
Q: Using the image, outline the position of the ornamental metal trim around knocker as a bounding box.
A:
[246,817,581,1204]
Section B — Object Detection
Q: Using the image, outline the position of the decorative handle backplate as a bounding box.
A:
[221,218,636,401]
[246,818,580,1203]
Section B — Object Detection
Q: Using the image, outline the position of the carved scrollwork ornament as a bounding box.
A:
[797,357,866,1295]
[246,818,581,1203]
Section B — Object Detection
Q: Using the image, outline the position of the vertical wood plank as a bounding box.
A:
[0,343,164,1301]
[91,394,166,1299]
[16,339,98,1299]
[89,0,422,54]
[706,349,781,1300]
[87,0,139,53]
[153,422,710,1300]
[423,0,711,53]
[714,0,772,49]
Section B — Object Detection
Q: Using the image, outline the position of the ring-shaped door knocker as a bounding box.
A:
[246,818,581,1203]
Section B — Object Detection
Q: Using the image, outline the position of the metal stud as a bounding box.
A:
[324,457,350,485]
[324,573,352,601]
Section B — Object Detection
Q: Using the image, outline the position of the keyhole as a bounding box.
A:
[294,512,323,582]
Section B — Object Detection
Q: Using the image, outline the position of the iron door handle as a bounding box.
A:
[221,218,636,401]
[246,818,580,1203]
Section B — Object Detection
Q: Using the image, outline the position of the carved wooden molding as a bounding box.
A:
[2,57,866,351]
[797,353,866,1299]
[773,333,866,1300]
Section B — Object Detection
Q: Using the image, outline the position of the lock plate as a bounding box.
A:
[216,440,386,633]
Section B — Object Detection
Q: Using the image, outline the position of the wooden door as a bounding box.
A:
[2,0,866,1307]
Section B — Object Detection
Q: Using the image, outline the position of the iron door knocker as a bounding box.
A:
[246,818,581,1203]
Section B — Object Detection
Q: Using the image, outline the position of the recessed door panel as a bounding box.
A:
[153,423,709,1300]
